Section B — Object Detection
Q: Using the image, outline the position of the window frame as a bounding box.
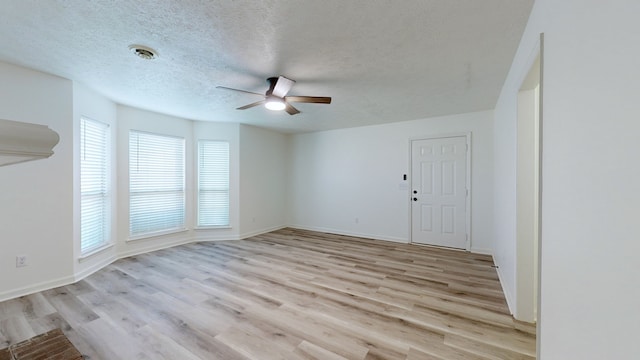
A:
[197,139,230,228]
[80,116,111,256]
[128,130,186,239]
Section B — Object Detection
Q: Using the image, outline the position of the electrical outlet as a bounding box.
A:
[16,255,28,267]
[355,217,359,224]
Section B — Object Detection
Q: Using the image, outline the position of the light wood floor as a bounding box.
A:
[0,228,536,359]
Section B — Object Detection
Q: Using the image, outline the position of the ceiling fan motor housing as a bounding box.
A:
[266,77,279,96]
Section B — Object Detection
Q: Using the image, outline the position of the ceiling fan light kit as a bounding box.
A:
[265,97,286,111]
[217,76,331,115]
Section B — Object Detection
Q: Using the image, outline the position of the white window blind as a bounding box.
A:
[198,140,230,227]
[129,131,185,237]
[80,117,110,254]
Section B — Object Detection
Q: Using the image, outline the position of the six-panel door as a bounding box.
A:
[411,136,468,249]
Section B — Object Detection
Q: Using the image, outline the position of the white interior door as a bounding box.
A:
[411,136,468,249]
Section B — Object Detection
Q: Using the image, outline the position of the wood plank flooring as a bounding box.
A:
[0,228,536,359]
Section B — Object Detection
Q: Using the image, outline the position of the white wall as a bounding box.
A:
[0,65,280,300]
[72,82,118,279]
[0,62,74,300]
[494,0,640,358]
[115,109,286,248]
[238,125,288,237]
[493,3,543,324]
[289,110,494,252]
[0,59,290,301]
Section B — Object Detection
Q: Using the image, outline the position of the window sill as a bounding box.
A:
[79,243,114,262]
[128,228,189,242]
[194,226,232,230]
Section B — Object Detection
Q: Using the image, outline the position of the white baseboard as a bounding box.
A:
[0,225,293,302]
[1,225,498,304]
[238,225,287,240]
[288,224,408,243]
[495,265,516,316]
[192,233,241,241]
[0,274,76,303]
[192,225,287,242]
[74,255,118,283]
[470,247,494,255]
[117,237,196,259]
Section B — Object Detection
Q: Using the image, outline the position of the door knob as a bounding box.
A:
[413,197,418,201]
[413,190,417,194]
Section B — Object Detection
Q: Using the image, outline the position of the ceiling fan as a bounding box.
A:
[216,76,331,115]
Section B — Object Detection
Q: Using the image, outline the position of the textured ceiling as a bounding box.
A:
[0,0,533,133]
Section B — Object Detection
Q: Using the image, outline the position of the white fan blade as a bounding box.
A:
[272,76,295,98]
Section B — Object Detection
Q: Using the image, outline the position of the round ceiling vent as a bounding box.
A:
[129,45,158,60]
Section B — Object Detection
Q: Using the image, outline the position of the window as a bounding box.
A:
[80,117,110,254]
[129,131,185,237]
[198,140,230,227]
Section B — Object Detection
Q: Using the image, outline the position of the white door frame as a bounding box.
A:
[408,132,471,250]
